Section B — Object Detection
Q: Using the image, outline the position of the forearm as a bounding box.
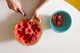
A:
[6,0,15,9]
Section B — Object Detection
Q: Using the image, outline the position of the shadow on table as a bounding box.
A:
[20,0,46,18]
[0,13,23,43]
[38,15,51,31]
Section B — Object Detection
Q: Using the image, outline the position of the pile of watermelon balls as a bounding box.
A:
[14,11,72,46]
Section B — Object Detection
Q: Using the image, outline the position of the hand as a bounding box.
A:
[6,0,25,16]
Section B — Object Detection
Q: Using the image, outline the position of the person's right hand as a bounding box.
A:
[6,0,25,16]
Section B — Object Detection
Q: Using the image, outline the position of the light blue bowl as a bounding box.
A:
[50,11,72,33]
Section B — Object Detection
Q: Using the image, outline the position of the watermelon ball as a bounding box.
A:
[14,17,42,46]
[52,13,63,27]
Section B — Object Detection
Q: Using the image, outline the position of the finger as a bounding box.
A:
[33,15,41,23]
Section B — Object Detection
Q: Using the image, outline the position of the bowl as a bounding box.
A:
[50,10,72,33]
